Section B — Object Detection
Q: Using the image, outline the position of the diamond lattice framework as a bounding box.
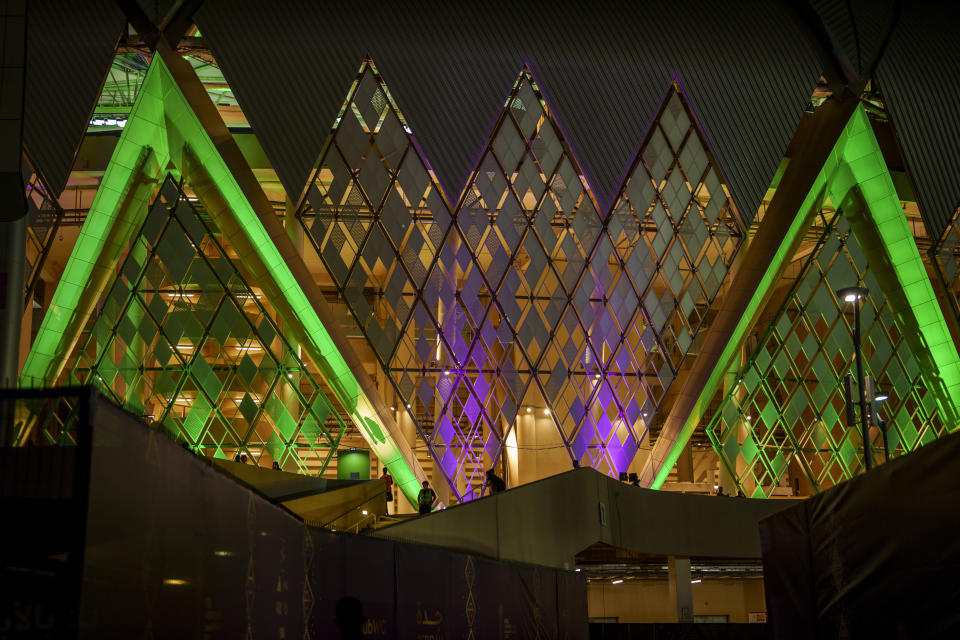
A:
[20,53,427,505]
[933,204,960,325]
[296,61,745,499]
[69,176,352,472]
[708,205,948,497]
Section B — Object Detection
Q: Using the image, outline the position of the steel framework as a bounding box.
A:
[68,176,353,471]
[20,53,426,503]
[21,48,960,502]
[295,61,744,499]
[707,205,947,496]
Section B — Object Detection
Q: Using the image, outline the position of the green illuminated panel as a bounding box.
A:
[21,61,170,386]
[693,105,960,496]
[708,206,947,495]
[832,109,960,423]
[20,55,422,504]
[70,177,349,471]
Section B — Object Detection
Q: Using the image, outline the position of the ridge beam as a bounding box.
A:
[153,42,430,505]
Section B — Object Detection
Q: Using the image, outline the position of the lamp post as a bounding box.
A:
[837,286,872,471]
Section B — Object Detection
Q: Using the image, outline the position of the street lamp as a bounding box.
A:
[837,286,872,471]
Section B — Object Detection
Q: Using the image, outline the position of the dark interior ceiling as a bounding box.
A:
[18,1,960,238]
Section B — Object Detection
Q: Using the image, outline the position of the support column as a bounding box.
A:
[0,1,27,389]
[0,216,26,387]
[667,556,693,623]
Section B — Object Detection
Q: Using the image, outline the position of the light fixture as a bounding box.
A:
[213,550,232,557]
[745,415,752,421]
[406,403,411,409]
[611,579,623,585]
[691,579,702,584]
[526,407,532,414]
[390,406,395,411]
[837,285,869,304]
[575,568,581,572]
[362,510,368,516]
[287,373,293,378]
[543,408,550,416]
[874,391,888,402]
[163,578,188,586]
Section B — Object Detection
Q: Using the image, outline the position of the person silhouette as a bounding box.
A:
[417,480,436,515]
[335,596,365,639]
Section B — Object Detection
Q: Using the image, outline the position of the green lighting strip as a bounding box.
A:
[21,65,169,387]
[828,109,960,425]
[650,167,827,489]
[652,103,960,490]
[20,56,423,504]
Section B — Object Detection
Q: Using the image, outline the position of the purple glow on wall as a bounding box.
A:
[298,59,744,499]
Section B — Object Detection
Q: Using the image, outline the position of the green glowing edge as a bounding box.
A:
[650,168,827,489]
[21,60,168,388]
[651,104,960,489]
[20,56,422,505]
[831,108,960,427]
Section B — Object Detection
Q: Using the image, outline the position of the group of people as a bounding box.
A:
[379,466,508,516]
[232,452,283,471]
[379,467,438,515]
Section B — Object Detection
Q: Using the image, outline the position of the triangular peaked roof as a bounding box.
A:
[644,104,960,489]
[21,55,427,505]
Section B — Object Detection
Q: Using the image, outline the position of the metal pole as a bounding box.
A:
[853,300,872,471]
[880,420,890,462]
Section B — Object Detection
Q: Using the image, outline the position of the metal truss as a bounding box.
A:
[89,50,239,131]
[296,61,743,500]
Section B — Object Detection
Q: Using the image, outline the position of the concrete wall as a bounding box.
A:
[212,459,386,528]
[512,413,572,486]
[588,578,766,623]
[374,467,799,567]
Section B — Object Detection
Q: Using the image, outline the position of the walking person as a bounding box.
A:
[417,480,436,516]
[485,468,506,495]
[380,466,394,513]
